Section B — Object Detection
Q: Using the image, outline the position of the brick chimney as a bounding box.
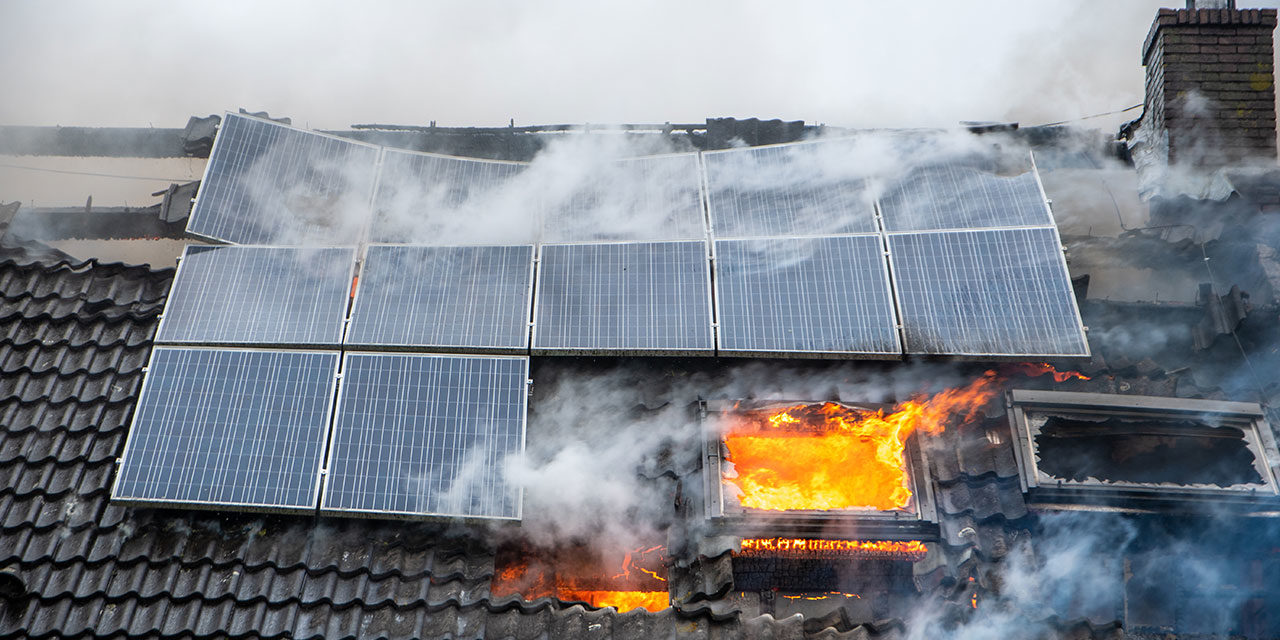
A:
[1141,1,1278,168]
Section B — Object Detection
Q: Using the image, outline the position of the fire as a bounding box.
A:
[1003,362,1090,382]
[724,373,1002,511]
[738,538,928,560]
[557,590,670,612]
[491,544,669,613]
[722,364,1088,512]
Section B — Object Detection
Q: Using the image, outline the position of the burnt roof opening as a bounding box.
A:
[1034,415,1264,487]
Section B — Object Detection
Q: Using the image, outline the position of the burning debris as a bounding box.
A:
[490,543,670,613]
[738,538,928,561]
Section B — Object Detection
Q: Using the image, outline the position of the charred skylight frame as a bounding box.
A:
[1007,390,1280,513]
[699,399,939,539]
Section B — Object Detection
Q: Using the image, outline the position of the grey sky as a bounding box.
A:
[6,1,1273,132]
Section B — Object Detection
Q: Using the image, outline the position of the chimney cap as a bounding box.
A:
[1186,0,1235,8]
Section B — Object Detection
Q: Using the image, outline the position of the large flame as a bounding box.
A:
[723,364,1087,512]
[556,590,669,612]
[724,372,1003,511]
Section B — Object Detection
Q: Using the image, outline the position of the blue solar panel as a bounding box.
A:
[887,228,1089,356]
[111,347,338,511]
[156,245,355,347]
[714,235,900,356]
[878,162,1052,232]
[346,244,534,351]
[370,149,530,244]
[703,139,878,238]
[542,153,706,242]
[533,241,714,354]
[187,113,380,245]
[322,353,528,519]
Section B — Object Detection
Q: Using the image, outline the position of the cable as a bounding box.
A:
[0,162,191,182]
[1030,103,1143,128]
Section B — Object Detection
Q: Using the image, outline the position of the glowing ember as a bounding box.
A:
[491,545,669,613]
[781,591,862,601]
[1003,362,1090,382]
[724,373,1003,511]
[558,590,670,612]
[738,538,928,560]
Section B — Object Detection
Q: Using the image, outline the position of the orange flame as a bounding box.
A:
[724,373,1002,511]
[781,591,862,601]
[1003,362,1090,382]
[557,590,670,612]
[738,538,928,560]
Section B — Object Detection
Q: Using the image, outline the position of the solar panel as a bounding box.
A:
[156,245,355,347]
[887,228,1089,356]
[370,149,530,244]
[541,153,706,242]
[703,139,878,238]
[346,244,534,351]
[533,241,714,354]
[322,353,528,519]
[111,347,338,512]
[714,235,901,356]
[187,112,380,245]
[878,162,1052,232]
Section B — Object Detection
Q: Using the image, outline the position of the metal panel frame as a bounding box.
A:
[531,239,716,356]
[343,243,536,354]
[711,234,902,359]
[154,244,358,349]
[1006,390,1280,512]
[110,346,340,514]
[319,352,530,521]
[884,227,1090,358]
[185,111,382,245]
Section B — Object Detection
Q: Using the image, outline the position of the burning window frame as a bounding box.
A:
[1007,389,1280,512]
[699,399,940,539]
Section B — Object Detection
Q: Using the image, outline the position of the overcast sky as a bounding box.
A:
[2,1,1277,132]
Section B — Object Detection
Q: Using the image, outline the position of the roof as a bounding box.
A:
[0,244,1158,639]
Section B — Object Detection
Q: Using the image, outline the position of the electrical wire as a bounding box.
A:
[1030,103,1143,128]
[0,162,191,182]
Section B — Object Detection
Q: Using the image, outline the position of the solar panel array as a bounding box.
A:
[533,241,714,354]
[187,113,381,245]
[112,347,338,511]
[346,244,534,351]
[157,245,355,346]
[323,353,527,519]
[714,235,900,356]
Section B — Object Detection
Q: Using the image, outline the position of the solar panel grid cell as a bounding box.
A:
[156,245,355,347]
[371,150,529,244]
[887,228,1089,356]
[111,347,338,511]
[188,113,380,245]
[878,163,1052,232]
[345,244,534,351]
[713,235,901,356]
[542,154,706,242]
[322,353,527,519]
[532,241,714,354]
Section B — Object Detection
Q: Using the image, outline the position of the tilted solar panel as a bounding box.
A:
[541,153,706,242]
[878,162,1052,232]
[533,240,714,354]
[111,347,338,511]
[887,228,1089,356]
[156,245,355,347]
[187,112,380,245]
[703,139,878,238]
[370,149,530,244]
[322,353,528,519]
[714,235,901,357]
[346,244,534,351]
